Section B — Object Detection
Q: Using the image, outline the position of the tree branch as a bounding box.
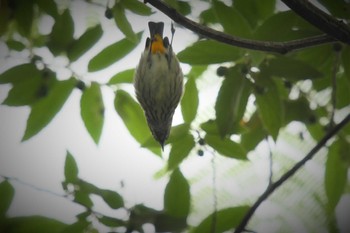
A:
[144,0,336,54]
[281,0,350,45]
[234,113,350,233]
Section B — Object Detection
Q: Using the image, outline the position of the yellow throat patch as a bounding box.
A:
[151,34,166,54]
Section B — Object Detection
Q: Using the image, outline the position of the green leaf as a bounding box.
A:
[317,0,350,19]
[199,8,218,24]
[61,220,90,233]
[283,97,316,125]
[121,0,153,15]
[80,82,104,144]
[254,76,283,141]
[114,90,161,155]
[113,4,138,43]
[14,0,34,36]
[213,1,252,37]
[255,11,322,41]
[342,46,350,81]
[2,68,56,107]
[164,0,191,15]
[240,112,266,152]
[234,0,276,28]
[336,73,350,108]
[177,40,242,65]
[64,151,79,183]
[260,56,323,81]
[88,32,141,72]
[108,68,135,85]
[191,206,250,233]
[181,77,198,123]
[167,123,191,144]
[98,215,126,227]
[164,168,190,217]
[325,139,348,212]
[74,191,93,208]
[6,40,26,51]
[215,67,251,137]
[34,0,58,18]
[0,63,38,84]
[48,9,74,55]
[68,24,103,62]
[167,134,195,171]
[98,190,124,209]
[22,78,76,141]
[0,180,14,218]
[205,134,247,160]
[186,66,207,79]
[2,216,66,233]
[154,213,187,232]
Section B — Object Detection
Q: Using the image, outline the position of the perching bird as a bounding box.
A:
[134,22,183,149]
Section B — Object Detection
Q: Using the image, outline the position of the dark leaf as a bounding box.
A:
[255,11,322,41]
[113,4,138,43]
[0,180,14,218]
[164,169,190,217]
[80,82,104,144]
[6,40,26,51]
[336,74,350,108]
[213,1,252,37]
[61,220,90,233]
[154,213,187,232]
[98,215,126,227]
[167,134,195,171]
[192,206,250,233]
[181,77,198,123]
[283,97,316,125]
[48,9,74,55]
[98,190,124,209]
[254,75,283,141]
[215,67,251,137]
[108,68,135,85]
[325,139,348,212]
[260,56,323,81]
[0,63,38,84]
[14,0,34,36]
[234,0,276,28]
[74,191,93,208]
[177,40,242,65]
[205,134,247,160]
[241,112,266,152]
[121,0,153,16]
[2,216,66,233]
[64,151,79,183]
[88,32,141,72]
[68,24,103,62]
[34,0,58,18]
[342,46,350,81]
[114,90,161,156]
[317,0,350,19]
[22,78,76,141]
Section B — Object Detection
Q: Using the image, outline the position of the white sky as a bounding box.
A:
[0,1,349,233]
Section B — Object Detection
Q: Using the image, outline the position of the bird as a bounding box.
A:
[134,21,183,149]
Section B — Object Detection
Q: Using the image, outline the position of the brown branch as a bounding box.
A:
[281,0,350,45]
[144,0,336,54]
[234,113,350,233]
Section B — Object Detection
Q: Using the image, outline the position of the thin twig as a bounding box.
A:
[265,136,273,187]
[210,151,218,233]
[281,0,350,44]
[144,0,336,54]
[233,113,350,233]
[329,44,341,129]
